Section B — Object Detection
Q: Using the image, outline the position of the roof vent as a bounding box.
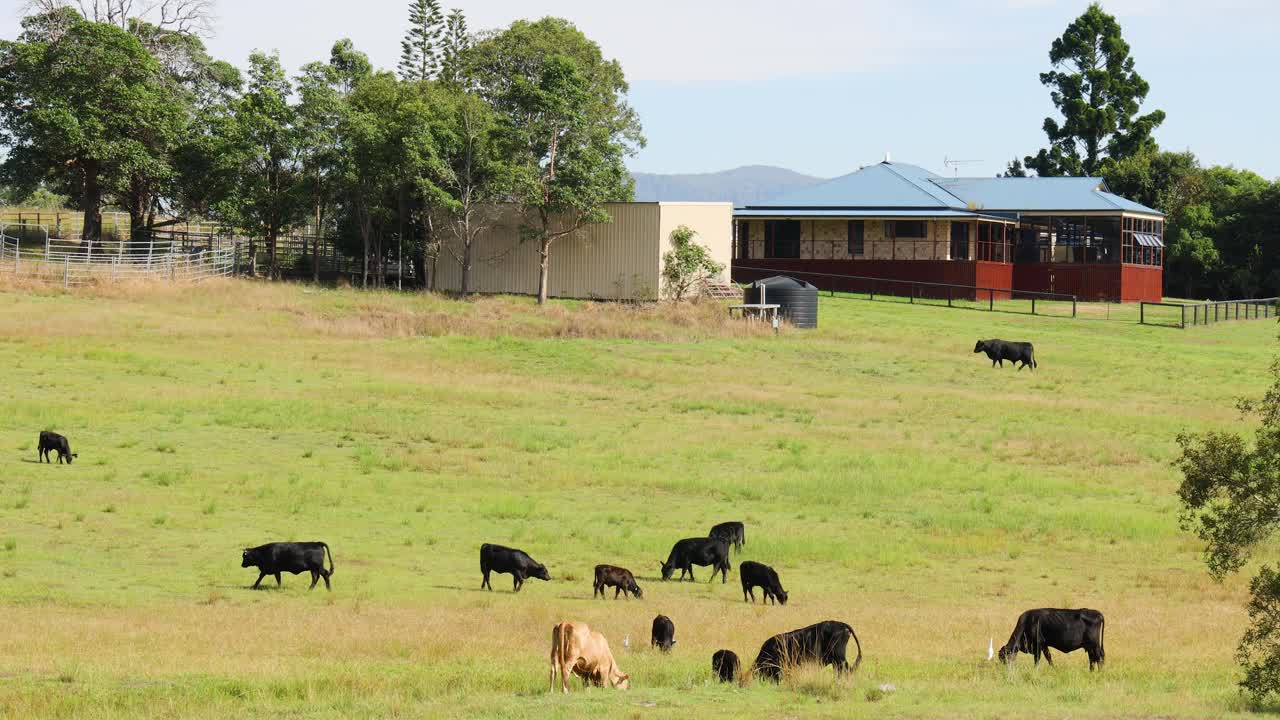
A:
[884,151,891,163]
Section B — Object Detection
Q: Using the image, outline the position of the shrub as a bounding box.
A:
[661,225,725,301]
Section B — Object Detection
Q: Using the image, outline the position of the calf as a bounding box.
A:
[752,620,862,681]
[709,521,745,552]
[549,621,629,692]
[38,431,77,465]
[480,543,550,592]
[998,608,1105,670]
[651,614,675,652]
[593,564,642,599]
[711,649,739,683]
[659,537,730,583]
[974,339,1037,371]
[241,541,334,590]
[739,561,788,605]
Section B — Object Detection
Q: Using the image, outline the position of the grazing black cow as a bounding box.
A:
[709,521,745,552]
[241,541,334,590]
[752,620,862,681]
[593,564,642,599]
[659,537,730,583]
[739,561,788,605]
[479,543,550,592]
[651,614,675,652]
[998,608,1105,670]
[974,339,1037,371]
[38,431,77,465]
[711,649,739,683]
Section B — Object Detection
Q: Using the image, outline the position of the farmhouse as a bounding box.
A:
[432,202,732,301]
[732,161,1165,302]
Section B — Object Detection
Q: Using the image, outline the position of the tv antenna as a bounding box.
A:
[944,155,983,177]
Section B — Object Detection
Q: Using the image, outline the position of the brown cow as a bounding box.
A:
[548,621,630,693]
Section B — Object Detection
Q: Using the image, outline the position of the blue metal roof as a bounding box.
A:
[750,162,966,210]
[733,208,1014,222]
[931,177,1164,215]
[743,160,1163,217]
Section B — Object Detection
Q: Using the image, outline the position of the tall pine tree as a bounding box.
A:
[398,0,445,82]
[438,8,470,87]
[1025,3,1164,177]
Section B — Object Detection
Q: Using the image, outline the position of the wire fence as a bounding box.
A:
[1139,298,1279,328]
[0,225,234,286]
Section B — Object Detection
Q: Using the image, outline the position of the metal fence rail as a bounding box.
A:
[0,232,234,286]
[733,265,1078,318]
[1140,298,1278,328]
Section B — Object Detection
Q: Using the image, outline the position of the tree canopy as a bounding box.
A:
[1026,3,1164,177]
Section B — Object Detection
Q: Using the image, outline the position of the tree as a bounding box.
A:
[1178,350,1280,701]
[661,225,725,301]
[1026,3,1164,177]
[219,51,306,278]
[23,0,216,36]
[0,9,181,248]
[1001,158,1029,178]
[398,0,444,82]
[427,88,507,296]
[438,8,470,87]
[468,17,644,305]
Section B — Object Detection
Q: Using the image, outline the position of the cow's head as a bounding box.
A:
[531,563,551,582]
[610,670,630,690]
[997,642,1016,663]
[776,589,789,605]
[973,340,986,353]
[241,548,258,568]
[630,581,643,599]
[659,560,674,581]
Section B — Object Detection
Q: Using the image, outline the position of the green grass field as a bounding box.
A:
[0,279,1276,719]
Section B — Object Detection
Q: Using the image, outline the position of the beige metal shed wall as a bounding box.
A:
[656,203,733,297]
[433,203,662,300]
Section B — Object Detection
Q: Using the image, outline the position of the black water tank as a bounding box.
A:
[743,275,819,328]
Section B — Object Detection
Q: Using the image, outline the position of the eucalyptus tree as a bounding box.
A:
[467,17,644,304]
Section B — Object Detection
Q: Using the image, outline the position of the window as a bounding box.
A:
[847,220,865,256]
[765,220,801,259]
[736,221,750,259]
[949,222,969,260]
[891,220,927,238]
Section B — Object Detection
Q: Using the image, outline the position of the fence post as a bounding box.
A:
[1032,296,1037,316]
[947,286,952,308]
[1140,302,1145,325]
[910,284,914,304]
[989,290,994,312]
[63,254,69,288]
[1072,296,1077,318]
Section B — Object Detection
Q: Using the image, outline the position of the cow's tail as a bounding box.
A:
[321,542,335,576]
[848,624,863,671]
[1098,615,1106,664]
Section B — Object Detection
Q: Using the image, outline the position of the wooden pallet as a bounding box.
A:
[700,281,742,300]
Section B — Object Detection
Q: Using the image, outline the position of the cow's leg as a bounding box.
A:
[592,582,599,599]
[686,567,695,582]
[614,587,621,599]
[745,586,753,603]
[321,569,331,590]
[560,662,573,693]
[309,570,319,589]
[252,571,266,589]
[514,572,524,592]
[274,572,282,588]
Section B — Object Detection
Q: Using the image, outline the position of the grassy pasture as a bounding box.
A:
[0,278,1276,719]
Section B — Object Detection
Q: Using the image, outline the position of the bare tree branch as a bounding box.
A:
[22,0,216,36]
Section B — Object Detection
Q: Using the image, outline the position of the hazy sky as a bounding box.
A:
[3,0,1277,179]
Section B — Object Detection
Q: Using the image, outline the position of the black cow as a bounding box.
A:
[709,521,745,552]
[593,564,642,599]
[998,608,1105,670]
[659,537,730,583]
[241,541,334,590]
[974,339,1037,371]
[740,560,788,605]
[38,431,77,465]
[651,614,675,652]
[480,543,550,592]
[752,620,862,681]
[711,649,739,683]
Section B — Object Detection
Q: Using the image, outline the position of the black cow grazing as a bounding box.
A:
[241,541,334,590]
[479,543,550,592]
[38,431,77,465]
[593,564,642,599]
[659,537,730,583]
[651,615,676,652]
[974,339,1037,371]
[752,620,862,681]
[711,649,740,683]
[709,521,745,552]
[998,608,1105,670]
[739,561,788,605]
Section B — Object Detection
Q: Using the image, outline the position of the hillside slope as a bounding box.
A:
[632,165,825,205]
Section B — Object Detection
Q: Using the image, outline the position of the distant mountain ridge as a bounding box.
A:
[632,165,826,207]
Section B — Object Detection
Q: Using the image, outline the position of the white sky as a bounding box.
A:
[2,0,1278,178]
